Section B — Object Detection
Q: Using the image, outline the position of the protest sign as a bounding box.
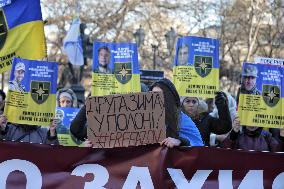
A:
[86,92,166,148]
[173,36,219,98]
[255,56,284,66]
[4,58,58,126]
[1,142,284,189]
[56,107,82,146]
[238,62,284,128]
[0,0,46,73]
[91,42,141,96]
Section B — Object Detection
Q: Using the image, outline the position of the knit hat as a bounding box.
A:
[59,92,73,101]
[180,96,200,104]
[56,88,78,108]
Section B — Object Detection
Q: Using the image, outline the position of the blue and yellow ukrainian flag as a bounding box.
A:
[0,0,46,73]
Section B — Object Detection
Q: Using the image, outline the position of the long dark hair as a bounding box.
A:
[149,78,180,138]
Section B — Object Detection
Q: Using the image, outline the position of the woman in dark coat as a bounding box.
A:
[149,78,203,147]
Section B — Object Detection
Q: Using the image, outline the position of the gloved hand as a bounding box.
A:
[215,91,227,106]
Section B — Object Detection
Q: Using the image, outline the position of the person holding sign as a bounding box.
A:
[56,88,78,108]
[181,91,232,146]
[0,115,59,144]
[221,114,283,152]
[54,88,80,141]
[94,46,113,74]
[8,62,26,92]
[150,78,203,147]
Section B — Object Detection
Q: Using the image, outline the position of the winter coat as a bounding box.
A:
[221,127,282,152]
[0,124,59,145]
[193,101,232,146]
[70,105,87,141]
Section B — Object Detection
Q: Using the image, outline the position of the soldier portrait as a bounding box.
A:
[240,64,261,95]
[94,46,113,74]
[177,44,189,66]
[9,62,26,92]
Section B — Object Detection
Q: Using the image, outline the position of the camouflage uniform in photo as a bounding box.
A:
[9,80,26,92]
[9,62,26,92]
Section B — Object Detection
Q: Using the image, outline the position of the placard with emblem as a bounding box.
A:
[173,36,219,98]
[91,42,140,96]
[4,58,58,126]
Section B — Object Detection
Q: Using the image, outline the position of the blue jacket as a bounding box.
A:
[179,112,204,146]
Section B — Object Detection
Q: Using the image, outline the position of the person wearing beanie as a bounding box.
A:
[0,120,59,145]
[53,88,79,138]
[56,88,78,108]
[220,114,284,152]
[181,91,232,146]
[149,78,203,147]
[0,88,59,144]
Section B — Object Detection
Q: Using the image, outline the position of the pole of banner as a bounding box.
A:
[152,44,158,70]
[43,20,48,62]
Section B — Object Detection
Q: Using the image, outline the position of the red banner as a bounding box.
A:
[0,141,284,189]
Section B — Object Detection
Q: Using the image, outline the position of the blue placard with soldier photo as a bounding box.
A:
[91,41,141,96]
[56,107,82,146]
[238,62,284,128]
[4,57,58,126]
[173,36,220,98]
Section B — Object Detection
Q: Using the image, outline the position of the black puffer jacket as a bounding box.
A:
[192,100,232,146]
[70,105,87,141]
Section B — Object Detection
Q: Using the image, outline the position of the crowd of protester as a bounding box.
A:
[1,77,284,153]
